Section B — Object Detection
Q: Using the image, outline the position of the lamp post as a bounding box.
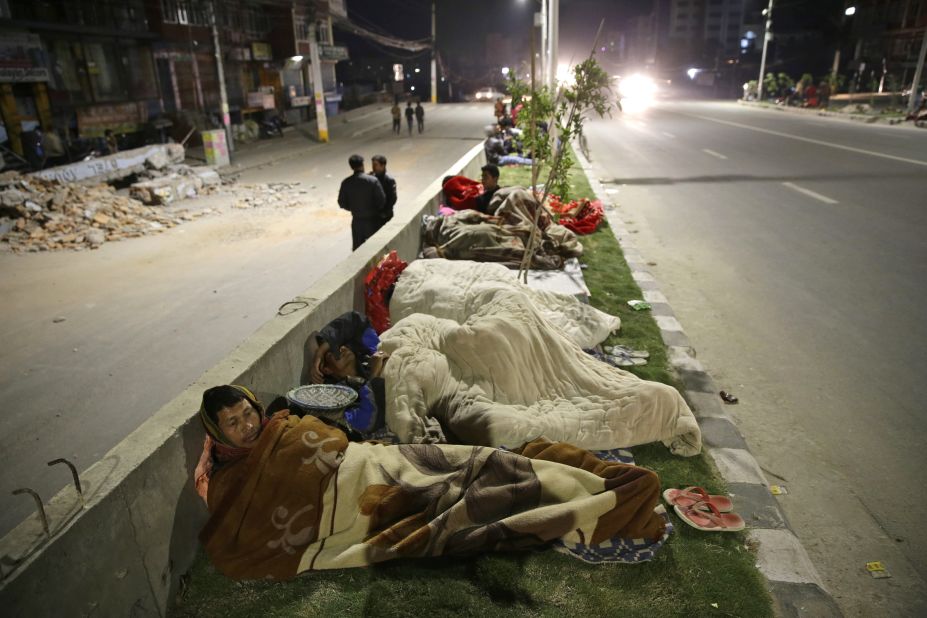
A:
[908,24,927,115]
[756,0,774,102]
[431,1,437,103]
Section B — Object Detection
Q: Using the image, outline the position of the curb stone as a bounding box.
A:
[572,145,843,618]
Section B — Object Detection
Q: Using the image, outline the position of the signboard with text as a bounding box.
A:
[320,45,349,62]
[0,33,49,82]
[251,42,272,61]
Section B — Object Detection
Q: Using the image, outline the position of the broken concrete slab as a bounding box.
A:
[29,144,184,185]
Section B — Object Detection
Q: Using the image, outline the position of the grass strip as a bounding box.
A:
[171,155,773,618]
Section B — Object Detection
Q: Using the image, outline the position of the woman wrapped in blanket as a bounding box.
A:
[195,384,668,580]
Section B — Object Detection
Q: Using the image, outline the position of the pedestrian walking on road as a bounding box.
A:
[405,102,414,135]
[338,154,387,250]
[371,154,397,224]
[415,102,425,133]
[390,101,401,134]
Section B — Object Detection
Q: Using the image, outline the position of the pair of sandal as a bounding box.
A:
[663,486,745,532]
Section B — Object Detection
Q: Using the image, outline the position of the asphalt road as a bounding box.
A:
[0,103,493,538]
[583,101,927,616]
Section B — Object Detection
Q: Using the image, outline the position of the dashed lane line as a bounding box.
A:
[781,182,839,204]
[702,148,728,160]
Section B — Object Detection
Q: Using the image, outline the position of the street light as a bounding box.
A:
[501,66,510,76]
[844,6,856,16]
[756,0,774,101]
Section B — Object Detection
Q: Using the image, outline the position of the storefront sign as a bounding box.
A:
[290,95,310,107]
[251,42,273,61]
[76,102,149,137]
[0,33,49,82]
[320,45,349,61]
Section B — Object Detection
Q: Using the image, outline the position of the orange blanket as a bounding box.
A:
[201,413,664,580]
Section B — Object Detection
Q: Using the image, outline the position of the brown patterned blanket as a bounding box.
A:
[201,413,665,580]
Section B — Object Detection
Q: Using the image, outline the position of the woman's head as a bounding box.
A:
[200,385,264,448]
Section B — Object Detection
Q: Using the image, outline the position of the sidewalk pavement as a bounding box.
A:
[737,99,913,127]
[184,102,395,175]
[574,144,844,618]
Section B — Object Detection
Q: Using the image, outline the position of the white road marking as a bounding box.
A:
[662,131,676,138]
[781,182,839,204]
[689,113,927,168]
[351,123,387,138]
[702,148,728,160]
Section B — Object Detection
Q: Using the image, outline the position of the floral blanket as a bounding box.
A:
[200,413,667,580]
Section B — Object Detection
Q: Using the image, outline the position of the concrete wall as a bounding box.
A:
[0,143,487,618]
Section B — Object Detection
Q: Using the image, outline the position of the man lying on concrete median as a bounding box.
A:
[195,384,669,580]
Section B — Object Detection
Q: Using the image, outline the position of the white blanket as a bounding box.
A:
[380,288,702,456]
[390,259,619,349]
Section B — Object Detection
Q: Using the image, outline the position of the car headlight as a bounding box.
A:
[618,74,657,100]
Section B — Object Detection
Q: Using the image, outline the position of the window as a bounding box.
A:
[84,42,128,101]
[161,0,208,26]
[123,44,158,100]
[47,39,91,104]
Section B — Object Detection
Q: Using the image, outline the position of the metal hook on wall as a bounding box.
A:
[11,488,49,538]
[47,458,84,507]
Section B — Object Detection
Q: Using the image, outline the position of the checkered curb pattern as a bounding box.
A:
[573,146,842,617]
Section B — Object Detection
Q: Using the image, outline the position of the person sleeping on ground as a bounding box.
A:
[195,385,668,581]
[305,281,700,455]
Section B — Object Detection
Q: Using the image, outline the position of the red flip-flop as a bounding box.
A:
[663,486,734,512]
[674,501,745,532]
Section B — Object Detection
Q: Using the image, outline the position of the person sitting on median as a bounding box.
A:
[194,383,667,581]
[475,163,501,213]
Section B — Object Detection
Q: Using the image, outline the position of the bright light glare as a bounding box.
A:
[290,55,303,62]
[411,86,416,91]
[845,6,856,15]
[501,66,510,76]
[687,68,699,79]
[556,64,573,86]
[414,68,421,73]
[618,74,657,101]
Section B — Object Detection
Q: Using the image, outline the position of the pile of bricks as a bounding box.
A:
[0,173,191,252]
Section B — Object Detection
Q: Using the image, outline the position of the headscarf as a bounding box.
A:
[194,385,269,505]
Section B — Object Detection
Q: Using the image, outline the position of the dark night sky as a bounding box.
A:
[340,1,654,80]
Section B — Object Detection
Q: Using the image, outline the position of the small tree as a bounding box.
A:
[763,73,779,99]
[777,73,795,96]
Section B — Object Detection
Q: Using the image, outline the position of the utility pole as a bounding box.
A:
[549,0,559,89]
[207,0,233,152]
[756,0,774,101]
[908,25,927,115]
[540,0,548,89]
[308,19,328,142]
[431,1,437,103]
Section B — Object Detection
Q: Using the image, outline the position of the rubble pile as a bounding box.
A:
[225,183,310,209]
[130,164,223,205]
[0,173,193,252]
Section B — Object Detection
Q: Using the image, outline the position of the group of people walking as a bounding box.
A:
[391,100,425,135]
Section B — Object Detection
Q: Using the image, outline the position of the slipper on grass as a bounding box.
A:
[663,486,733,512]
[674,501,745,532]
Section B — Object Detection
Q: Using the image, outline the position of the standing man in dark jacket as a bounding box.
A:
[404,101,415,135]
[338,154,387,250]
[414,102,425,133]
[371,154,397,224]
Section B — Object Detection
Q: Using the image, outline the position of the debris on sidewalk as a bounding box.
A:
[866,561,891,579]
[130,165,222,205]
[627,299,652,311]
[223,183,310,210]
[0,174,190,252]
[30,144,185,185]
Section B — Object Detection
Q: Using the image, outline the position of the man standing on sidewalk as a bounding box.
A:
[338,154,387,250]
[405,101,415,135]
[371,154,397,224]
[390,101,401,134]
[415,101,425,133]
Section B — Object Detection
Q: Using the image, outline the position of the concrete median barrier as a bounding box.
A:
[0,143,487,617]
